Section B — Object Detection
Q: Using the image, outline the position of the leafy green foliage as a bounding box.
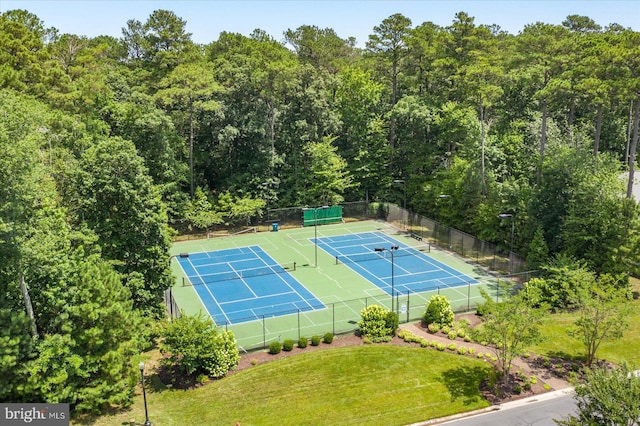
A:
[526,255,595,310]
[310,335,321,346]
[474,289,546,384]
[282,339,295,352]
[298,337,308,349]
[568,275,632,366]
[423,295,454,327]
[323,332,334,344]
[358,305,395,341]
[556,363,640,426]
[73,137,173,316]
[269,341,282,354]
[27,260,142,413]
[0,310,36,401]
[160,313,239,379]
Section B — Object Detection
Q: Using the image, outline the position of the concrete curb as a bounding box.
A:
[408,388,574,425]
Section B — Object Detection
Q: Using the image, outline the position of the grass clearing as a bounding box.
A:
[527,277,640,366]
[77,345,491,426]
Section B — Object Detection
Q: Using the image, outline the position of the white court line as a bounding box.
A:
[227,261,259,298]
[185,257,231,325]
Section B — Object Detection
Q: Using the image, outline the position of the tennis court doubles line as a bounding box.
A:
[318,231,478,295]
[178,246,324,325]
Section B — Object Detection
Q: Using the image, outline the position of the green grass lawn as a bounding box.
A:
[527,279,640,366]
[77,346,491,426]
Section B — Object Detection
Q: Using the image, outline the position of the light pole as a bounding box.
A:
[302,206,329,267]
[167,253,189,318]
[374,245,399,313]
[499,213,515,275]
[393,179,406,229]
[138,362,151,426]
[439,195,452,249]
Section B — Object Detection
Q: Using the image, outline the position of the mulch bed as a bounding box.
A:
[160,314,580,405]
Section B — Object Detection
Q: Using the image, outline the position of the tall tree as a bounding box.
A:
[366,13,412,174]
[155,62,221,197]
[73,137,173,316]
[301,135,354,206]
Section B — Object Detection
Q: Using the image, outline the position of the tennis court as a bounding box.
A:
[177,246,324,325]
[171,220,499,350]
[319,231,478,296]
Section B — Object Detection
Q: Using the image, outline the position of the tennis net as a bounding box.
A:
[184,262,296,286]
[335,244,431,264]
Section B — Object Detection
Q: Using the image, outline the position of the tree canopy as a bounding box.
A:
[2,6,640,415]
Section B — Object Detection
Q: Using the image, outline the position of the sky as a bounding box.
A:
[2,1,640,46]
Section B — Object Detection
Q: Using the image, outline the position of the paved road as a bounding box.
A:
[437,390,576,426]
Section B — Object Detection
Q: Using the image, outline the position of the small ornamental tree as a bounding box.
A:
[556,363,640,426]
[358,305,396,341]
[568,274,631,367]
[474,288,546,385]
[160,312,239,379]
[423,295,454,327]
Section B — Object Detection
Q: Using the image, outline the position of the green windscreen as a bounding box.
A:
[302,205,343,226]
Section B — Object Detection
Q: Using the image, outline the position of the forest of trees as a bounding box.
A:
[2,8,640,413]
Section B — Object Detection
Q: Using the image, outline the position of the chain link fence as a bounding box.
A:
[166,201,534,350]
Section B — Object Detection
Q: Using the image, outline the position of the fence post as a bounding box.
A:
[406,291,410,323]
[263,315,266,349]
[333,303,335,336]
[298,309,301,340]
[467,282,471,312]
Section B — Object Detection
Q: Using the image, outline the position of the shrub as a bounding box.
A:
[448,343,457,351]
[468,347,476,355]
[436,343,446,351]
[543,383,551,391]
[420,339,429,348]
[298,337,308,349]
[423,295,454,327]
[441,325,451,334]
[362,336,372,344]
[282,339,294,351]
[385,311,399,336]
[464,335,472,342]
[427,323,441,334]
[457,328,466,338]
[398,329,411,340]
[310,335,321,346]
[160,312,239,379]
[269,341,281,354]
[530,375,538,384]
[457,346,468,355]
[358,305,395,340]
[196,374,209,384]
[513,384,522,394]
[323,332,334,344]
[447,330,458,340]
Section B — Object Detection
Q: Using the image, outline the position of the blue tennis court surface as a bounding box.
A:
[178,246,324,325]
[317,231,478,295]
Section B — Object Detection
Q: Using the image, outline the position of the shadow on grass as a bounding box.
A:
[72,405,136,426]
[544,350,585,362]
[440,365,490,405]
